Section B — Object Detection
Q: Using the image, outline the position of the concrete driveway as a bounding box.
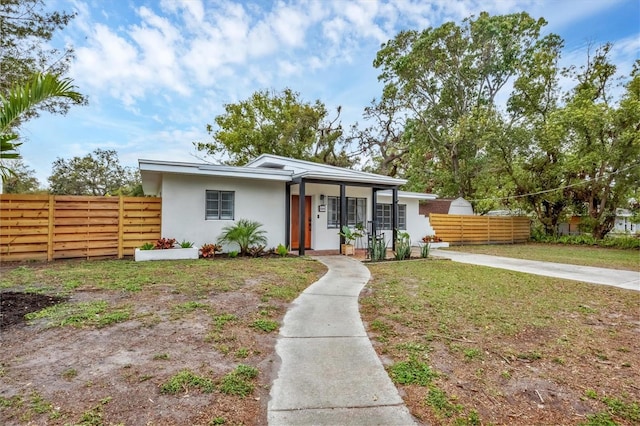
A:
[430,249,639,291]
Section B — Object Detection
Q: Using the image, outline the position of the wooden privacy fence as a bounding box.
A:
[0,194,161,262]
[429,214,531,245]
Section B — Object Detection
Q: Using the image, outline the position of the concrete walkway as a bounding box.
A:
[430,249,640,291]
[268,256,417,426]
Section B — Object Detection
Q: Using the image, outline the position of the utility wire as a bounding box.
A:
[468,162,640,203]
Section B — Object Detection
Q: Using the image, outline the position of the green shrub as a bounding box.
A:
[531,233,639,249]
[393,231,411,260]
[369,234,388,261]
[139,242,154,250]
[419,242,430,258]
[218,219,267,256]
[276,244,289,257]
[179,240,194,248]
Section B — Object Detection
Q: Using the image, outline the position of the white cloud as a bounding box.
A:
[339,0,387,42]
[270,3,309,46]
[278,60,299,76]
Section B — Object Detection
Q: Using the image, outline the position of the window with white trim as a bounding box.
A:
[327,197,366,228]
[376,203,406,229]
[205,190,234,220]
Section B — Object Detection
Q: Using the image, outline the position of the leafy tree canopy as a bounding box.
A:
[48,149,142,196]
[373,12,557,199]
[0,0,86,125]
[1,159,41,193]
[196,88,354,167]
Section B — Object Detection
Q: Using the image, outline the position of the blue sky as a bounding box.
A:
[18,0,640,186]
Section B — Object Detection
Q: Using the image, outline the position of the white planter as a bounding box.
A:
[134,247,199,262]
[429,242,449,249]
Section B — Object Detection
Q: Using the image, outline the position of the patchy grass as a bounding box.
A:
[219,365,259,397]
[160,370,215,394]
[362,259,640,425]
[170,301,210,319]
[250,319,279,333]
[1,256,326,425]
[1,257,323,299]
[388,358,437,386]
[442,243,639,271]
[25,301,131,328]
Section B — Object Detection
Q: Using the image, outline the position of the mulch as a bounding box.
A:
[0,292,68,329]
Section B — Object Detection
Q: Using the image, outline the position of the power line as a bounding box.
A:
[468,162,640,202]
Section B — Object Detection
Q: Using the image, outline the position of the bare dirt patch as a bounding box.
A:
[0,258,325,425]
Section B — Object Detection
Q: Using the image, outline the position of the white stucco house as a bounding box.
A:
[139,154,437,255]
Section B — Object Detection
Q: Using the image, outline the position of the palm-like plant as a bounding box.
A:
[217,219,267,256]
[1,73,82,179]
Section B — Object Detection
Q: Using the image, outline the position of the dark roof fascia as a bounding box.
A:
[292,177,400,189]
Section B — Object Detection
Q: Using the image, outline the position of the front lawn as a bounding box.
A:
[362,259,640,425]
[441,243,639,271]
[0,257,326,425]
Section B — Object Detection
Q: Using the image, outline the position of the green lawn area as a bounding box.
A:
[441,243,639,271]
[0,257,325,299]
[362,259,640,425]
[0,256,326,425]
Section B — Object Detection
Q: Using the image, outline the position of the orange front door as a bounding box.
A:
[291,195,312,249]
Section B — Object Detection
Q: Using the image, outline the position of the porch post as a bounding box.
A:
[372,188,378,224]
[339,183,346,245]
[392,186,399,251]
[299,179,306,256]
[285,183,291,251]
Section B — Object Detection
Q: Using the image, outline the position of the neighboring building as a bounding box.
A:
[613,209,638,234]
[557,209,638,236]
[419,197,473,216]
[139,154,438,254]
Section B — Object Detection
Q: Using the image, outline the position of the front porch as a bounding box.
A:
[286,177,404,256]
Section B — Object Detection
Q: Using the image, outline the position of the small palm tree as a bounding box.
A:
[217,219,267,256]
[1,73,82,179]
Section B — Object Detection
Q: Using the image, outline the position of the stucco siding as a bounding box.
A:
[161,174,286,251]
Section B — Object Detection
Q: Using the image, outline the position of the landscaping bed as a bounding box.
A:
[0,257,326,425]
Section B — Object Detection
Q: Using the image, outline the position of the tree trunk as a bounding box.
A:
[592,216,615,240]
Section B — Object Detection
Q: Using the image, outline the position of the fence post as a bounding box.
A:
[486,216,491,243]
[47,195,55,261]
[118,196,124,259]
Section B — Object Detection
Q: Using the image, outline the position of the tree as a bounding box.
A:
[1,72,82,178]
[1,159,40,193]
[373,12,555,199]
[48,149,141,196]
[487,32,570,234]
[490,43,639,238]
[196,88,354,167]
[561,50,640,238]
[0,0,86,124]
[352,85,410,177]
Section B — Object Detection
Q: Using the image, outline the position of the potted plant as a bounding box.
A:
[338,225,362,256]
